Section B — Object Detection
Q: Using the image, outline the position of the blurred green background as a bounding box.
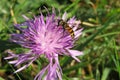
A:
[0,0,120,80]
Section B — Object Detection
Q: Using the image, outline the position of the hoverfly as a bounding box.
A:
[58,19,74,38]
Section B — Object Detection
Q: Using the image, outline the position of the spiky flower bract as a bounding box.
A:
[5,9,83,80]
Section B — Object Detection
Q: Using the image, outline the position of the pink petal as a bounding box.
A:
[4,56,15,59]
[22,15,29,20]
[34,65,49,80]
[67,49,83,62]
[72,56,80,62]
[72,21,81,31]
[62,12,67,21]
[56,70,62,80]
[74,28,83,38]
[14,65,28,73]
[68,49,83,56]
[8,60,18,64]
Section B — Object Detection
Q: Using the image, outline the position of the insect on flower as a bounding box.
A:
[4,7,83,80]
[58,19,75,39]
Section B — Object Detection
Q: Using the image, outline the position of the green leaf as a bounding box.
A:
[101,68,111,80]
[0,20,5,32]
[0,77,4,80]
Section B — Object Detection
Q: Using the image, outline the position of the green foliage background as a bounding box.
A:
[0,0,120,80]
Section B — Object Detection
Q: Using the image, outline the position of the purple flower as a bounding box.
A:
[5,9,83,80]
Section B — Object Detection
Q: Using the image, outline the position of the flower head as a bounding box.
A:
[5,9,83,80]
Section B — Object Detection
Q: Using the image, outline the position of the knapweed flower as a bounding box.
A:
[5,9,83,80]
